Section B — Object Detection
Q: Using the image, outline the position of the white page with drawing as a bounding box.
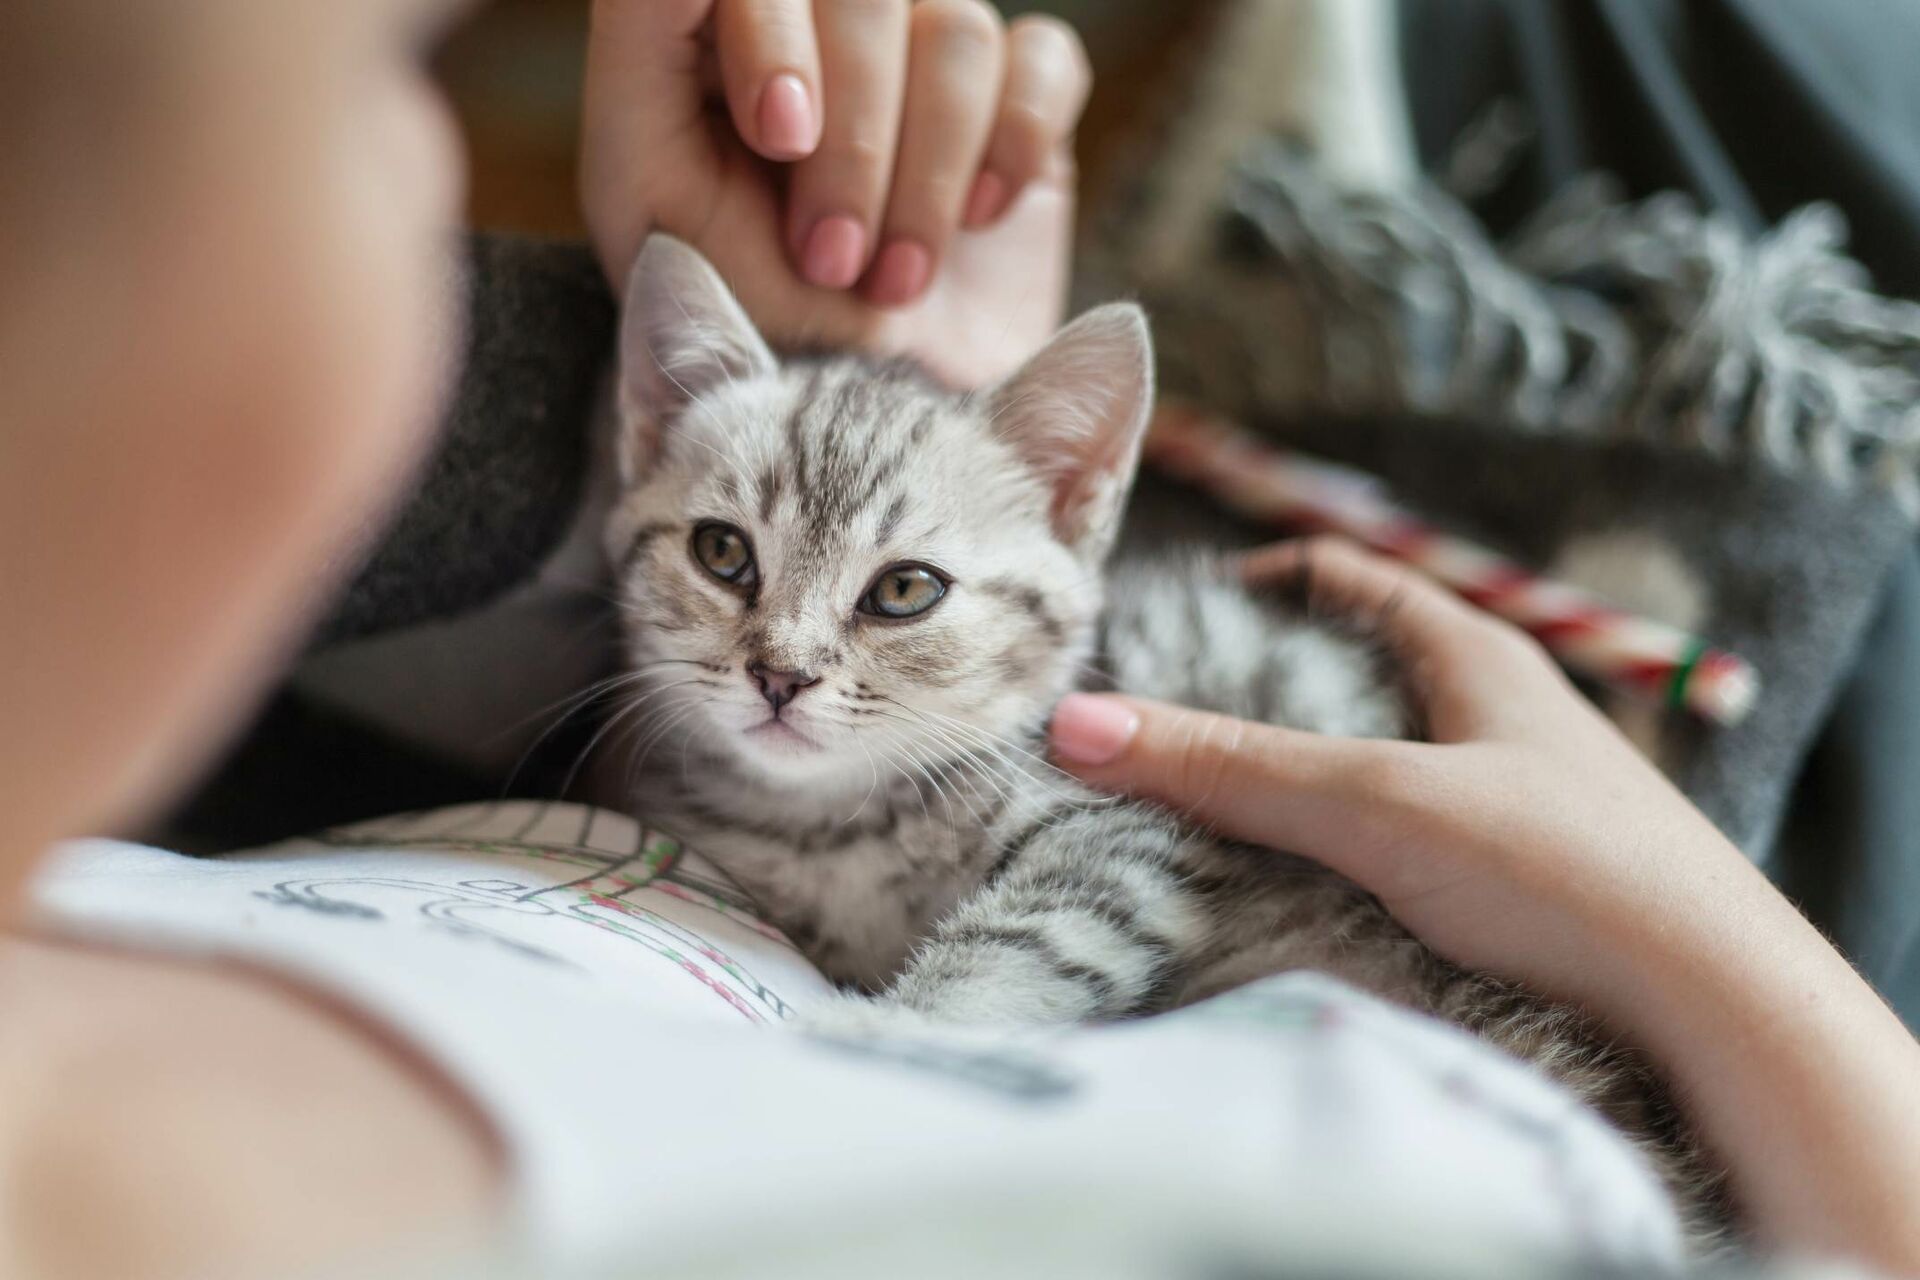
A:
[32,802,1684,1273]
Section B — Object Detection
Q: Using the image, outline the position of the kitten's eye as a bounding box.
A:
[691,522,756,586]
[860,564,948,619]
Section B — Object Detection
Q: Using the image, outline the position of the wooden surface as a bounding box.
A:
[436,0,1225,238]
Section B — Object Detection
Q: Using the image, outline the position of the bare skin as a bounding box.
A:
[581,0,1090,385]
[0,1,1091,1275]
[1051,537,1920,1275]
[0,934,498,1279]
[1,1,504,1271]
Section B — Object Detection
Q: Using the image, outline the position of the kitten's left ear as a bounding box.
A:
[988,303,1155,561]
[616,234,777,482]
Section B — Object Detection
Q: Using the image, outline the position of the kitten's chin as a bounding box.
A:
[720,715,861,788]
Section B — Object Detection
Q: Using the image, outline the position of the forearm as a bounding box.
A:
[1051,538,1920,1268]
[1613,863,1920,1269]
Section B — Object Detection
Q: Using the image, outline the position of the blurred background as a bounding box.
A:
[436,0,1227,237]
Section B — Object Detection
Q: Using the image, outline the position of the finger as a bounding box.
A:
[714,0,823,160]
[864,0,1006,307]
[1240,536,1567,739]
[785,0,913,290]
[964,14,1091,229]
[1241,536,1499,660]
[1048,693,1430,869]
[580,0,721,284]
[912,145,1076,385]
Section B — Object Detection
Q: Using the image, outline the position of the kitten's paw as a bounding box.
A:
[791,994,939,1040]
[791,994,1033,1048]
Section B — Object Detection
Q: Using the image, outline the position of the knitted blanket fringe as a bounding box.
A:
[1221,142,1920,515]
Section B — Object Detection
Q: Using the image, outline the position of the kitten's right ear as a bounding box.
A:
[616,235,777,481]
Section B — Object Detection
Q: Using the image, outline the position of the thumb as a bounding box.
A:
[581,0,718,283]
[1047,692,1419,867]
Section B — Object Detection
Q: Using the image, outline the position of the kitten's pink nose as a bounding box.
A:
[748,662,819,714]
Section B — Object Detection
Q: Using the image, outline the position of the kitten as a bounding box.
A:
[602,235,1726,1239]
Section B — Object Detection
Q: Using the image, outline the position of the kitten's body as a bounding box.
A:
[629,564,1404,1000]
[603,237,1726,1240]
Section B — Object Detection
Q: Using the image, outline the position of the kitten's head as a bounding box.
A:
[605,236,1153,791]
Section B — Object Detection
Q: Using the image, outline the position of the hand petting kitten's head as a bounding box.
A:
[605,235,1153,789]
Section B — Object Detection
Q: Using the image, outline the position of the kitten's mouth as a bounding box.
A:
[746,718,818,750]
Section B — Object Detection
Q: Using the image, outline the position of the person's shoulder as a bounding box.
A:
[0,934,497,1277]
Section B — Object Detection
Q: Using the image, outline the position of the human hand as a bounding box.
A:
[581,0,1092,388]
[1051,537,1920,1267]
[1047,535,1772,1018]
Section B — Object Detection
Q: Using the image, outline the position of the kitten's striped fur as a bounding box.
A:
[605,237,1728,1241]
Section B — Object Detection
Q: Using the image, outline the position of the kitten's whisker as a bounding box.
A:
[869,748,956,860]
[842,739,882,827]
[910,731,1001,818]
[566,685,703,803]
[495,665,703,797]
[498,673,643,756]
[898,718,1016,815]
[942,717,1119,810]
[890,724,999,832]
[859,708,990,804]
[557,678,706,802]
[861,709,1019,821]
[877,698,1100,810]
[625,703,705,799]
[881,724,972,834]
[625,699,710,794]
[609,683,710,767]
[916,707,1061,776]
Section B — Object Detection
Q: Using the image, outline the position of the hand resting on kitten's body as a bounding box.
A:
[1053,536,1920,1274]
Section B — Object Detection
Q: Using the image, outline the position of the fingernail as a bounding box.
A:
[963,171,1011,227]
[801,215,867,289]
[757,73,817,159]
[864,238,933,307]
[1050,694,1140,766]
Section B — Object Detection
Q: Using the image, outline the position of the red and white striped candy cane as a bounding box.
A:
[1145,403,1759,727]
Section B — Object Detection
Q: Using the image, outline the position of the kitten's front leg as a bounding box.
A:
[878,787,1210,1026]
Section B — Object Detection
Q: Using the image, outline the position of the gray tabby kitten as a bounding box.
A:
[604,236,1726,1239]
